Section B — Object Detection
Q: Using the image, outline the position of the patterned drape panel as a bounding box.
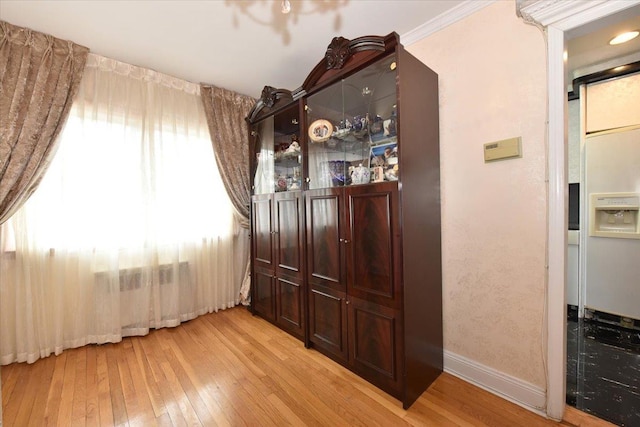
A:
[0,20,89,225]
[200,84,255,304]
[199,84,255,226]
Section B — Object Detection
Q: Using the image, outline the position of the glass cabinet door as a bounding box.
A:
[305,55,398,190]
[252,103,301,195]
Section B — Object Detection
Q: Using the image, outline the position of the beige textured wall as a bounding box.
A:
[407,1,548,387]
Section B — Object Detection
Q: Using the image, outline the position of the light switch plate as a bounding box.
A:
[484,137,522,162]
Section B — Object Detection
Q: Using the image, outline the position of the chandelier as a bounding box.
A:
[225,1,348,44]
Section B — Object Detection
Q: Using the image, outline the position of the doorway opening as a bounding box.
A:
[521,0,640,422]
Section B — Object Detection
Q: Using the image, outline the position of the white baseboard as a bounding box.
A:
[444,350,547,417]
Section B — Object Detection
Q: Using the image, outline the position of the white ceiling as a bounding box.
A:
[2,1,639,98]
[0,0,466,98]
[566,4,640,81]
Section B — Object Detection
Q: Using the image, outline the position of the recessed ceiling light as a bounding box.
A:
[609,31,639,45]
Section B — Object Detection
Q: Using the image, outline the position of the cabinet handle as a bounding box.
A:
[339,238,344,243]
[346,300,350,305]
[305,177,311,183]
[343,239,350,244]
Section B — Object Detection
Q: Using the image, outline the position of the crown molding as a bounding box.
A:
[517,0,606,26]
[400,0,496,46]
[517,0,639,29]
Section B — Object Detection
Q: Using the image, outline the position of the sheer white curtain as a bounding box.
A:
[254,116,275,194]
[0,54,241,365]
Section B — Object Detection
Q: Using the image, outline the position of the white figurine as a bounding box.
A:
[285,139,300,154]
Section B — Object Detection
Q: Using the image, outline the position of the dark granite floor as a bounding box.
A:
[567,310,640,427]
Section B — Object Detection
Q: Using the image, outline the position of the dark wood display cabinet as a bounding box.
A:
[248,101,306,340]
[246,32,442,409]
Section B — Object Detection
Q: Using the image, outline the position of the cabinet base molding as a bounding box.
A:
[443,350,546,416]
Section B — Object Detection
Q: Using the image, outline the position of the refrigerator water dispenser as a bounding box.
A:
[589,193,640,239]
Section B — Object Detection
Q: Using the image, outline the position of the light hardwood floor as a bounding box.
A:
[2,306,613,426]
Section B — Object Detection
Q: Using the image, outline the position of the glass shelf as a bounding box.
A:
[252,104,301,194]
[305,55,398,189]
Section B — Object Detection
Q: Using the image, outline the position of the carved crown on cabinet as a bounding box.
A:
[301,33,394,94]
[246,34,399,125]
[246,86,294,123]
[325,36,351,70]
[261,85,279,108]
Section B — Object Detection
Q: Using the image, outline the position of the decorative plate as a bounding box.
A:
[308,119,333,143]
[276,176,288,192]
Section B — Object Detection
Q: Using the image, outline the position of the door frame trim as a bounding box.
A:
[517,0,640,420]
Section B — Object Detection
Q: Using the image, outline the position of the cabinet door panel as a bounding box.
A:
[349,297,402,394]
[253,269,276,321]
[276,276,303,337]
[347,183,400,307]
[306,189,344,291]
[275,192,303,277]
[309,288,347,361]
[252,195,273,270]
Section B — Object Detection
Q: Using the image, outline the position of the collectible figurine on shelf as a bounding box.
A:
[344,118,352,130]
[289,166,301,190]
[384,117,397,137]
[385,164,399,181]
[276,174,288,192]
[373,166,385,182]
[370,115,384,134]
[352,115,363,131]
[371,155,385,167]
[285,135,301,154]
[350,163,371,185]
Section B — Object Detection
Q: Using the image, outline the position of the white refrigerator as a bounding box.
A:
[584,125,640,321]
